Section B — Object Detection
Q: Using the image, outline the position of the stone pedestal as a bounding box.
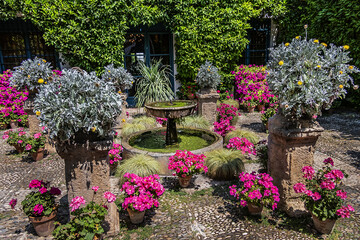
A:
[115,93,128,130]
[268,114,323,217]
[56,138,119,235]
[196,89,220,125]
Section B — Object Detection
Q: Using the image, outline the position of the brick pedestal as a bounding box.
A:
[268,114,323,217]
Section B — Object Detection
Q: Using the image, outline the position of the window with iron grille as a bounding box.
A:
[0,19,60,72]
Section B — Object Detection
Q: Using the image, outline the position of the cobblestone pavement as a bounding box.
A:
[0,110,359,239]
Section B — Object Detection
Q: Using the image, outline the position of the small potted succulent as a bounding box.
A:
[53,187,117,239]
[101,64,134,93]
[168,150,208,187]
[9,179,61,237]
[2,128,27,153]
[229,172,280,215]
[9,57,53,93]
[294,158,354,234]
[121,173,164,224]
[24,132,46,161]
[196,61,221,93]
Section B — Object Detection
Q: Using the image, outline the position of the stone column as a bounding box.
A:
[114,93,128,130]
[196,88,220,125]
[56,138,119,235]
[268,114,323,217]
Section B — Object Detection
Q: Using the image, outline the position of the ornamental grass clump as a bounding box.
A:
[121,122,147,138]
[9,57,53,91]
[168,150,207,177]
[293,158,354,220]
[13,179,61,217]
[131,116,156,128]
[229,172,280,210]
[121,173,164,212]
[267,37,360,120]
[101,64,134,91]
[53,187,116,240]
[196,61,221,89]
[205,149,245,181]
[224,129,259,145]
[34,68,122,142]
[178,116,210,129]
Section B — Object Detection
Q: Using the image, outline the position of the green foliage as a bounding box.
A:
[10,57,53,91]
[224,129,259,145]
[131,116,156,128]
[178,116,210,129]
[53,201,107,240]
[135,59,174,107]
[267,37,359,120]
[205,149,245,180]
[255,140,268,172]
[115,154,161,183]
[196,61,221,89]
[22,191,55,217]
[276,0,360,108]
[24,133,46,153]
[121,122,147,138]
[34,68,122,142]
[217,99,240,109]
[261,107,277,126]
[101,64,134,91]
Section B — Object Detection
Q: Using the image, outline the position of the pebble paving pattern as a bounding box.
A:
[0,110,359,239]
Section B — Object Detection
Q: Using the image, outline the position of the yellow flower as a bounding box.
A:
[343,45,349,50]
[261,68,266,72]
[314,39,319,43]
[295,36,300,39]
[298,81,303,86]
[28,75,30,78]
[131,81,134,84]
[278,60,284,66]
[118,91,122,94]
[339,71,343,74]
[121,119,126,123]
[316,65,321,69]
[349,66,354,70]
[42,60,46,63]
[36,111,41,116]
[45,82,47,84]
[285,43,290,47]
[38,63,40,66]
[108,70,111,73]
[38,78,44,84]
[339,85,344,89]
[91,127,96,132]
[321,43,327,47]
[285,104,289,108]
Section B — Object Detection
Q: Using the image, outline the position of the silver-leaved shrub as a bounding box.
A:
[267,37,360,120]
[101,64,134,92]
[196,61,221,89]
[10,57,53,91]
[34,69,122,142]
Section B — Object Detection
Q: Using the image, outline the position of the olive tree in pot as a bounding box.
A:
[34,68,122,234]
[196,61,221,124]
[266,33,360,216]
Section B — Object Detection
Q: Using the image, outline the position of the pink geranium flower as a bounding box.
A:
[33,204,44,216]
[29,179,42,189]
[39,187,47,194]
[70,196,86,212]
[9,198,17,209]
[103,191,116,203]
[92,186,99,192]
[49,187,61,195]
[25,144,32,151]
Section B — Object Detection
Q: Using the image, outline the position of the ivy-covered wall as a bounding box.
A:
[1,0,286,90]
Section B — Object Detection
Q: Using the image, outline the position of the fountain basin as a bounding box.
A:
[145,100,197,119]
[122,127,223,175]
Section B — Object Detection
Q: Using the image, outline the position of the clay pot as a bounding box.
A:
[14,144,24,154]
[127,208,145,224]
[257,105,265,111]
[31,148,44,161]
[178,175,192,188]
[312,214,336,234]
[29,210,57,237]
[10,120,18,129]
[247,203,263,216]
[247,106,255,113]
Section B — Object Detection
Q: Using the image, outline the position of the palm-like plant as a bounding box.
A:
[135,59,174,107]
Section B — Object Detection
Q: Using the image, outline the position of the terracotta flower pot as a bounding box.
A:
[247,106,255,113]
[10,120,18,129]
[29,210,57,237]
[312,214,336,234]
[178,175,192,188]
[14,144,24,154]
[127,208,145,224]
[31,148,44,161]
[257,105,265,111]
[247,203,263,216]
